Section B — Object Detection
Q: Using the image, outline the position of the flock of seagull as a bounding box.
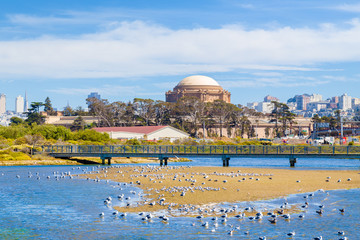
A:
[6,164,355,239]
[88,165,352,240]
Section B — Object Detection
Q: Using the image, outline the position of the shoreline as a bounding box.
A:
[0,157,190,166]
[82,166,360,215]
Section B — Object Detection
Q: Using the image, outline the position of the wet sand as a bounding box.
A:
[83,166,360,214]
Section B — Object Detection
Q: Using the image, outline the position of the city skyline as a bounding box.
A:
[1,0,360,110]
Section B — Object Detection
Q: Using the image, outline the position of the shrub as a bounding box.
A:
[73,129,109,142]
[126,139,141,145]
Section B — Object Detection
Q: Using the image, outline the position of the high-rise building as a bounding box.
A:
[88,92,101,100]
[87,92,101,107]
[263,95,279,102]
[0,94,6,114]
[295,94,311,110]
[24,91,29,112]
[339,93,352,110]
[15,95,24,113]
[256,102,274,113]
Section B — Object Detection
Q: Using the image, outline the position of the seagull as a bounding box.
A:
[337,231,345,235]
[259,237,266,240]
[339,208,345,213]
[99,212,104,217]
[287,231,295,237]
[202,222,209,227]
[313,236,322,240]
[298,214,305,219]
[316,209,324,215]
[268,218,277,224]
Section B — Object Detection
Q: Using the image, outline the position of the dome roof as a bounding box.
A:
[177,75,220,87]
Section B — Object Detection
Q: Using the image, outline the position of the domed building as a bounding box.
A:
[165,75,231,103]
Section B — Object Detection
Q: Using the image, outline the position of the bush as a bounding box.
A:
[14,137,27,145]
[126,139,141,145]
[72,129,109,142]
[0,125,30,139]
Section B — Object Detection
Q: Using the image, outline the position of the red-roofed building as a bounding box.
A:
[93,125,189,141]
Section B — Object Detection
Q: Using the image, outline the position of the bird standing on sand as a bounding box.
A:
[287,231,295,237]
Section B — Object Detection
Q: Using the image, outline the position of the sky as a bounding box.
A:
[1,0,360,111]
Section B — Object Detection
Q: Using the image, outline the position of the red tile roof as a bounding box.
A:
[93,126,168,134]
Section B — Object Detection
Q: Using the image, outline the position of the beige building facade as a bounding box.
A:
[166,75,231,103]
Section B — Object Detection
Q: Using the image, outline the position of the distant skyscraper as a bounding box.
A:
[88,92,101,100]
[0,94,6,114]
[339,93,352,110]
[295,94,311,110]
[15,95,24,113]
[24,91,29,112]
[87,92,101,107]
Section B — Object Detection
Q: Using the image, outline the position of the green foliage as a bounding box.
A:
[125,139,141,145]
[0,125,30,139]
[348,141,354,146]
[14,137,27,145]
[31,125,72,141]
[0,149,31,160]
[72,129,109,142]
[10,117,25,126]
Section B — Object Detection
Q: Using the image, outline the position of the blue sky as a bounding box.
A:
[1,0,360,111]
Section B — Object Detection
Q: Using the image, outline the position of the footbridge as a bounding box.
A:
[41,145,360,167]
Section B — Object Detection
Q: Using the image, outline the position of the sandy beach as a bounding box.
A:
[82,166,360,215]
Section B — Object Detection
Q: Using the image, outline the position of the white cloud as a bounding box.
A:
[335,3,360,12]
[221,76,329,88]
[46,84,163,97]
[1,20,360,80]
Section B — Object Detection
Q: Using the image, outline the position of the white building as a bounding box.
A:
[352,97,360,107]
[310,94,322,102]
[15,95,24,113]
[247,102,258,109]
[307,101,328,111]
[255,102,274,114]
[0,94,5,115]
[339,93,352,110]
[93,126,189,142]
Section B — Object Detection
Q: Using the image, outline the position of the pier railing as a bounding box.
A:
[42,145,360,156]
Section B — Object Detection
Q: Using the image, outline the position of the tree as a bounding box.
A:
[133,98,155,126]
[74,106,87,116]
[270,101,295,137]
[209,100,238,137]
[70,116,86,131]
[87,98,114,127]
[44,97,55,115]
[154,100,172,126]
[10,117,24,126]
[63,105,74,116]
[24,134,44,156]
[25,102,45,125]
[175,97,207,137]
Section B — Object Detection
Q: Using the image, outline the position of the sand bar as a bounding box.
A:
[82,166,360,214]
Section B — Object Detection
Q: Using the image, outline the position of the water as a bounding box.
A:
[0,158,359,239]
[182,156,360,170]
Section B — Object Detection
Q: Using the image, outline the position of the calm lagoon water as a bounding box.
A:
[0,158,359,239]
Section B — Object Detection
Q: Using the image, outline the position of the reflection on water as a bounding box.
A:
[0,159,359,239]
